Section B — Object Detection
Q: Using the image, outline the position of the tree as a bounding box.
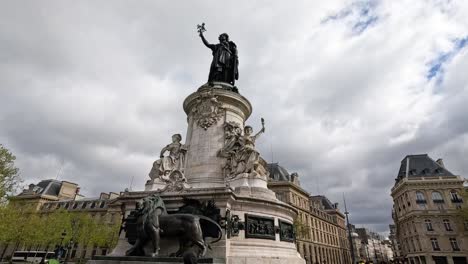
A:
[293,218,309,240]
[0,202,37,260]
[0,144,21,204]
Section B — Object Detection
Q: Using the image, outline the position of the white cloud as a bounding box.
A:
[1,0,468,233]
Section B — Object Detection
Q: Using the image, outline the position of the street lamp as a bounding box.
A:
[60,230,66,245]
[343,195,356,264]
[55,230,67,261]
[365,243,370,262]
[64,239,73,264]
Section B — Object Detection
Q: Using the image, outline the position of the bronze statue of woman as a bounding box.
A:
[198,24,239,85]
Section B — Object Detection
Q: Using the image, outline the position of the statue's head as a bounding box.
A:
[244,126,253,135]
[172,134,182,143]
[137,195,166,215]
[218,33,229,43]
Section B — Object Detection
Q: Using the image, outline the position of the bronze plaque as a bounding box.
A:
[279,220,295,242]
[245,214,276,240]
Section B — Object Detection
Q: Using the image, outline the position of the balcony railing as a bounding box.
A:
[416,199,427,204]
[433,199,445,204]
[451,198,463,203]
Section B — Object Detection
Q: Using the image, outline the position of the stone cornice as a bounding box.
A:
[183,85,252,120]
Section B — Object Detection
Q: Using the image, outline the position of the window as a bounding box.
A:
[443,219,453,231]
[450,238,460,251]
[431,192,444,203]
[450,190,462,203]
[421,168,430,175]
[430,238,440,251]
[416,191,426,203]
[425,220,434,231]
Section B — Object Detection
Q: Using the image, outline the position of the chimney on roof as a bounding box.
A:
[436,158,445,168]
[290,172,300,185]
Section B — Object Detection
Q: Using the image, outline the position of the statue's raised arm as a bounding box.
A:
[200,33,215,50]
[198,23,213,50]
[253,118,265,140]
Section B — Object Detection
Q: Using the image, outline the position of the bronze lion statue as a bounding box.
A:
[125,195,222,258]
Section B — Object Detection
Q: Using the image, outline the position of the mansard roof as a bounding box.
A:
[267,163,290,181]
[395,154,455,183]
[310,195,336,210]
[18,179,63,197]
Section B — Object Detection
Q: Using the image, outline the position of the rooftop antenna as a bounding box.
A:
[316,175,321,195]
[55,158,65,180]
[269,134,274,164]
[129,175,135,191]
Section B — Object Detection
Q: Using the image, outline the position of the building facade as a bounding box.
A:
[391,154,468,264]
[268,163,352,264]
[353,227,394,263]
[1,179,121,262]
[390,224,403,263]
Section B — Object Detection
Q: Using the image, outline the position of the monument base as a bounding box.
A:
[108,187,305,264]
[89,255,225,264]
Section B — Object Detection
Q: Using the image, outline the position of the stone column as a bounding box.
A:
[183,83,252,189]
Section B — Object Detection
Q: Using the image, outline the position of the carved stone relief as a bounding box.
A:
[191,89,224,130]
[245,214,275,240]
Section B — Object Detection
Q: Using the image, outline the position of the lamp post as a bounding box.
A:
[344,195,356,264]
[56,230,67,261]
[371,234,377,264]
[60,230,66,246]
[365,243,370,262]
[64,239,73,264]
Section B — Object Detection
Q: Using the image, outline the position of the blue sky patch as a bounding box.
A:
[427,36,468,84]
[321,0,380,35]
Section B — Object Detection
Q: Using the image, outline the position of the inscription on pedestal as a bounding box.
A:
[279,220,295,242]
[244,214,275,240]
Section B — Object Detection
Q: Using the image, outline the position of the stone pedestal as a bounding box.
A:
[106,83,305,264]
[183,83,252,189]
[144,179,166,191]
[90,256,225,264]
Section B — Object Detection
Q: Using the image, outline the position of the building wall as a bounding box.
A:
[391,174,468,264]
[268,181,351,264]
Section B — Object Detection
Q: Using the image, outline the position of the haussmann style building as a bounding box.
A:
[267,163,352,264]
[391,154,468,264]
[1,179,121,262]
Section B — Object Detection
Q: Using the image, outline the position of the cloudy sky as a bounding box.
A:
[1,0,468,233]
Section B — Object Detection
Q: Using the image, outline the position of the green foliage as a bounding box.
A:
[293,218,309,239]
[0,144,21,204]
[0,205,121,255]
